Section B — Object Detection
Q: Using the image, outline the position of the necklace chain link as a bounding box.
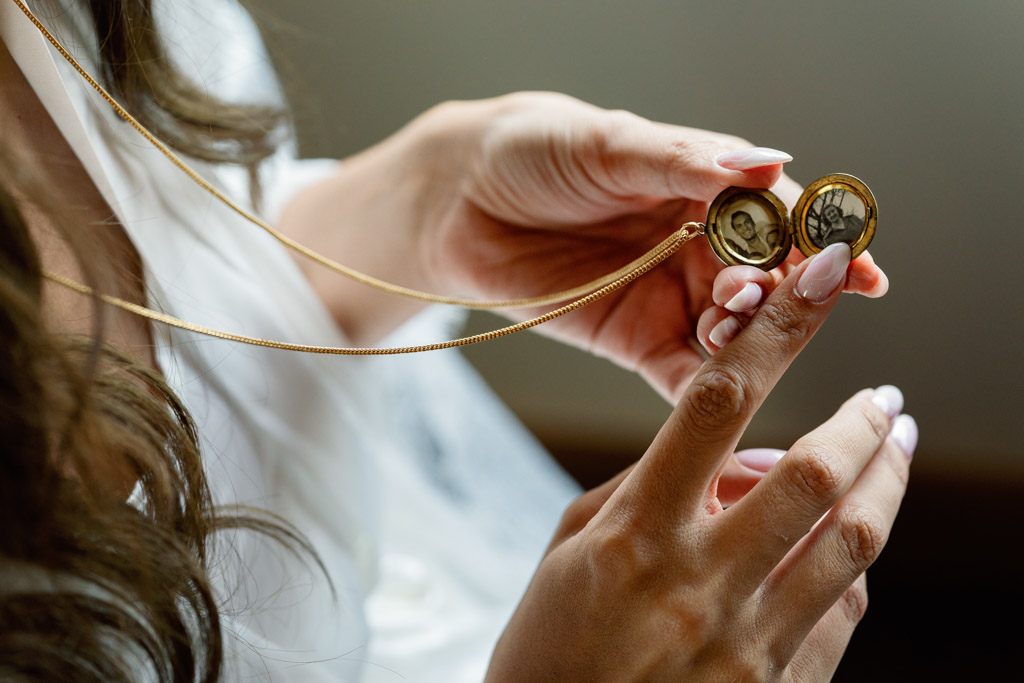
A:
[13,0,702,354]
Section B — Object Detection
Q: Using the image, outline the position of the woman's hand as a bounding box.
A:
[279,92,886,400]
[485,244,916,682]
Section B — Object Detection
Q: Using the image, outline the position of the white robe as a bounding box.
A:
[1,1,580,680]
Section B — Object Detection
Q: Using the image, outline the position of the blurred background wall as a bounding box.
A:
[248,0,1023,679]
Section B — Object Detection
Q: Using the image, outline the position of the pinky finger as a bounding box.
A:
[783,574,869,682]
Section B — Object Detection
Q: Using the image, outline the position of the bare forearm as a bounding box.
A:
[275,145,426,344]
[275,103,475,345]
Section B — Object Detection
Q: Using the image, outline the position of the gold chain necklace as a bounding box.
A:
[11,0,701,355]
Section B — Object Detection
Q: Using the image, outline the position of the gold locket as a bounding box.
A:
[704,173,877,270]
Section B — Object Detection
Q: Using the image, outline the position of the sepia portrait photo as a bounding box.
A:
[806,189,866,249]
[718,196,784,264]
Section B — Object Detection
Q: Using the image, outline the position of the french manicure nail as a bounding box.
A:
[735,448,786,473]
[871,385,904,420]
[708,316,742,348]
[717,147,793,171]
[890,414,918,460]
[797,243,851,301]
[724,282,763,313]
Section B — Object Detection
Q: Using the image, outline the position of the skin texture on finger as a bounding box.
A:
[597,115,789,202]
[783,574,868,682]
[463,93,787,224]
[716,389,893,590]
[758,437,909,652]
[546,464,636,553]
[611,252,847,523]
[547,456,766,546]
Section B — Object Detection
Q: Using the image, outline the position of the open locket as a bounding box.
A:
[704,173,877,270]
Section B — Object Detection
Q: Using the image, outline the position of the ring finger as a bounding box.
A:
[714,387,899,590]
[760,423,913,657]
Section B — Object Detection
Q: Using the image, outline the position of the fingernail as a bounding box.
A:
[871,385,904,420]
[735,448,786,473]
[797,243,851,301]
[890,414,918,460]
[708,315,742,348]
[724,282,763,313]
[717,147,793,171]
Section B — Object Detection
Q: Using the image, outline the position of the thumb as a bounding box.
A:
[598,117,792,202]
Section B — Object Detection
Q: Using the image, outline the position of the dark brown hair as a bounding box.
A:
[87,0,287,168]
[0,2,304,681]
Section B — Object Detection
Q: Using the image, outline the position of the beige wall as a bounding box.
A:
[252,0,1024,478]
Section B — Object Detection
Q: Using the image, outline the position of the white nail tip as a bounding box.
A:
[709,316,741,348]
[890,414,919,458]
[724,282,763,312]
[871,385,904,419]
[717,147,794,171]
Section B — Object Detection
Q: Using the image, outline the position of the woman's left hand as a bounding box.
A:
[281,92,886,400]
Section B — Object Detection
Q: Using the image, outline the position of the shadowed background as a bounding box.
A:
[247,0,1023,678]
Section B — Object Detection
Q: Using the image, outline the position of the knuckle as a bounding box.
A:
[756,298,813,346]
[558,494,600,536]
[590,118,623,157]
[582,526,658,588]
[656,136,727,197]
[686,367,748,429]
[657,592,715,654]
[838,581,870,623]
[605,108,644,129]
[837,505,887,570]
[717,652,769,683]
[784,445,843,504]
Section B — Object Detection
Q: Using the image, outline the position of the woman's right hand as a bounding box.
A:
[486,243,917,682]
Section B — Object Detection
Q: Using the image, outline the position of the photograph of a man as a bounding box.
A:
[726,210,781,261]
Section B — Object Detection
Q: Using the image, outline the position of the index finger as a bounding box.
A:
[620,243,854,521]
[781,242,888,298]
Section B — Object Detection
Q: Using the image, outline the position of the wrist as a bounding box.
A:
[277,108,470,344]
